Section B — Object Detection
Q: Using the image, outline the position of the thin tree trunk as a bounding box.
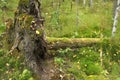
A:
[83,0,86,6]
[76,0,79,32]
[89,0,93,7]
[112,0,120,37]
[71,0,73,10]
[113,0,118,17]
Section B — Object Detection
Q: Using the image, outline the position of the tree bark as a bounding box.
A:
[4,0,48,79]
[83,0,86,7]
[89,0,93,7]
[112,0,120,37]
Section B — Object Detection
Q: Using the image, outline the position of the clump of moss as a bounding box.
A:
[24,15,34,29]
[18,0,29,7]
[18,13,34,29]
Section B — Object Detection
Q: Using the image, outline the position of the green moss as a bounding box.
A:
[18,0,29,7]
[46,37,74,43]
[18,13,34,29]
[24,15,34,28]
[46,37,102,44]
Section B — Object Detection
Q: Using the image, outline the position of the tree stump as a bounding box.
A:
[5,0,48,79]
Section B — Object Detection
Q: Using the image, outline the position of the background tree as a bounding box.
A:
[83,0,86,6]
[89,0,93,7]
[112,0,120,37]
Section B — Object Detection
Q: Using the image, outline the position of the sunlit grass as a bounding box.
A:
[43,1,115,38]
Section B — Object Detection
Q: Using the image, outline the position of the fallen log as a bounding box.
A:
[0,33,109,50]
[47,37,106,49]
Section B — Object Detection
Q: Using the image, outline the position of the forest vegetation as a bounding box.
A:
[0,0,120,80]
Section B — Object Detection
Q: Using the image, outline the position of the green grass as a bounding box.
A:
[0,0,117,38]
[42,0,114,38]
[0,50,33,80]
[56,43,120,80]
[0,0,19,34]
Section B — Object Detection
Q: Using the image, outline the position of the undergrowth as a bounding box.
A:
[55,40,120,80]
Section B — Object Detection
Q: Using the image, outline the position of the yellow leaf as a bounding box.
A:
[77,65,80,70]
[36,30,40,34]
[73,55,77,58]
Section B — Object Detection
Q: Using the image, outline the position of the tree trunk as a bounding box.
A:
[89,0,93,7]
[112,0,120,37]
[5,0,48,79]
[83,0,86,6]
[76,0,79,32]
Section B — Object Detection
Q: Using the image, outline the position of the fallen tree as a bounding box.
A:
[1,35,108,50]
[47,37,103,49]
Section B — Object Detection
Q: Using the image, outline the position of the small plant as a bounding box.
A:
[85,62,102,75]
[58,48,71,57]
[0,24,6,34]
[54,57,65,66]
[19,69,33,80]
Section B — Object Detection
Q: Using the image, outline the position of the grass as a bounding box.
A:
[42,0,115,38]
[0,50,33,80]
[56,43,120,80]
[0,0,118,38]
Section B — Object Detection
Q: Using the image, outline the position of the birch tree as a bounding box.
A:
[112,0,120,37]
[83,0,86,6]
[89,0,93,7]
[76,0,79,32]
[83,0,93,7]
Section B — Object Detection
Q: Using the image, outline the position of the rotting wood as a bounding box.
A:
[47,37,105,49]
[3,0,48,79]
